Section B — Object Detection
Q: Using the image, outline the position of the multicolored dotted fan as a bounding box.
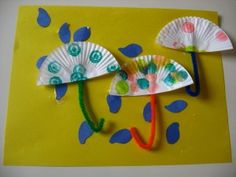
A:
[109,55,193,150]
[38,41,120,132]
[156,16,233,96]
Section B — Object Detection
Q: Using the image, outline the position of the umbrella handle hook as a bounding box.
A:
[78,81,104,132]
[185,52,200,96]
[130,95,157,150]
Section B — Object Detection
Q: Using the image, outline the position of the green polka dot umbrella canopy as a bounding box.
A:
[37,42,120,85]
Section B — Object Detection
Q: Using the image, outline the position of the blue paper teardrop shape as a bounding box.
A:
[143,102,151,123]
[118,43,142,58]
[106,95,121,113]
[109,129,132,144]
[55,84,68,100]
[166,122,180,144]
[36,55,47,69]
[78,121,94,144]
[37,8,51,27]
[58,23,71,44]
[73,26,91,42]
[165,100,187,113]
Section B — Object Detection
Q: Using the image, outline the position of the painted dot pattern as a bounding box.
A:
[113,57,191,95]
[49,76,62,85]
[182,22,195,33]
[148,63,157,73]
[73,64,86,74]
[70,72,86,82]
[165,63,176,72]
[68,43,81,56]
[215,31,228,41]
[164,74,176,86]
[119,70,128,80]
[115,80,129,95]
[89,50,103,63]
[176,70,188,81]
[48,61,61,74]
[107,64,119,73]
[137,78,149,89]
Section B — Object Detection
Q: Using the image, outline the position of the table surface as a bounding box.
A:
[0,0,235,177]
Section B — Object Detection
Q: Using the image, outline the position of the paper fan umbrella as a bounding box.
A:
[156,16,233,96]
[38,42,120,132]
[109,55,193,150]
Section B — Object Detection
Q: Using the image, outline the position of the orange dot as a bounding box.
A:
[216,31,228,41]
[182,22,194,33]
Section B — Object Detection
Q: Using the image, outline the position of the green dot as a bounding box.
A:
[148,63,157,73]
[115,80,129,95]
[176,70,188,81]
[119,70,128,80]
[89,50,103,63]
[164,74,176,86]
[68,43,81,56]
[48,61,61,74]
[165,63,176,72]
[49,76,62,85]
[73,64,86,74]
[137,78,149,89]
[107,64,119,73]
[185,45,197,52]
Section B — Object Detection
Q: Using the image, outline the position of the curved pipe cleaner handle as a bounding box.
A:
[78,81,105,132]
[130,94,157,150]
[185,52,200,97]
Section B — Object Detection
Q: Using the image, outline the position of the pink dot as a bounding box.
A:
[146,74,157,81]
[182,22,194,33]
[146,74,157,93]
[130,81,137,92]
[216,31,228,41]
[173,41,178,48]
[148,83,157,93]
[128,74,135,81]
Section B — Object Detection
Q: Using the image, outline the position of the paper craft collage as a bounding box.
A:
[3,6,233,166]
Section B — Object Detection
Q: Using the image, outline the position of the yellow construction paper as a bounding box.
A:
[4,6,231,166]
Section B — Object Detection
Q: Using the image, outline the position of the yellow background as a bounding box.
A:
[4,6,231,166]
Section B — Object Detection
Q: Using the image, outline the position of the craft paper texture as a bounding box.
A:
[4,6,231,166]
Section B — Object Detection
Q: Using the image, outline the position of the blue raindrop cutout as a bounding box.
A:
[78,121,94,144]
[36,55,47,69]
[59,23,71,44]
[143,102,151,123]
[106,95,121,113]
[73,26,91,42]
[166,122,180,144]
[37,8,51,27]
[110,129,132,144]
[55,84,68,100]
[165,100,187,113]
[118,43,142,58]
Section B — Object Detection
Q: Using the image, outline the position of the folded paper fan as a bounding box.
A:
[38,42,120,133]
[109,55,193,150]
[38,42,120,85]
[157,16,233,52]
[109,55,193,96]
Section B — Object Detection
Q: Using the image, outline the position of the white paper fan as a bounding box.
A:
[109,55,193,96]
[156,16,233,52]
[37,42,120,85]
